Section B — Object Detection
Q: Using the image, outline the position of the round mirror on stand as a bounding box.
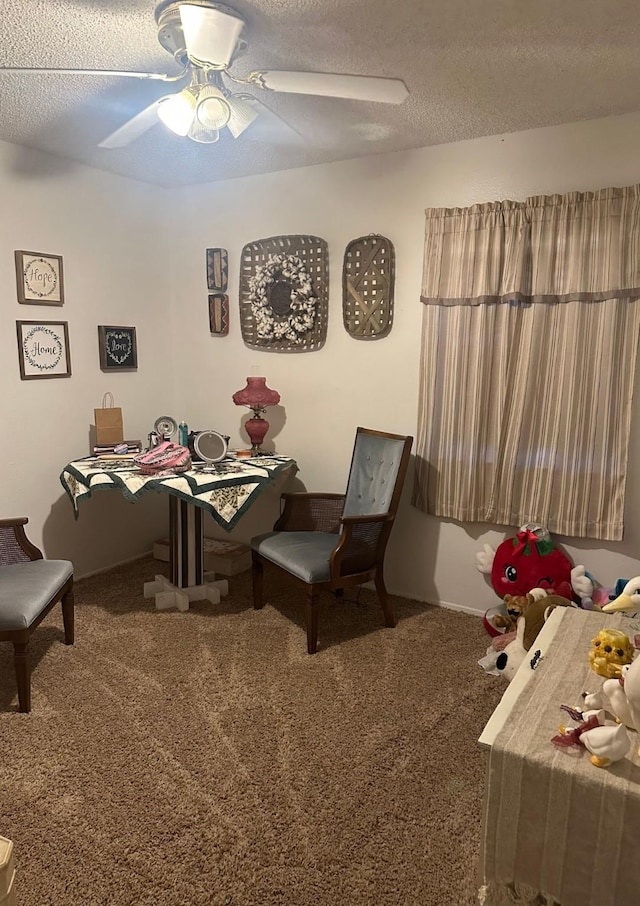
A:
[193,430,228,463]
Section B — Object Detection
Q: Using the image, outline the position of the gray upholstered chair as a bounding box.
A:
[0,517,74,713]
[251,427,413,654]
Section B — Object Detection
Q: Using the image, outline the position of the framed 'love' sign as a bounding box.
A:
[15,250,64,305]
[98,325,138,371]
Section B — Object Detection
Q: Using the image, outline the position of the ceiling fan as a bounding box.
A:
[0,0,409,148]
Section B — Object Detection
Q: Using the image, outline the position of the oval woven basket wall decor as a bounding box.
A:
[342,234,395,340]
[239,235,329,352]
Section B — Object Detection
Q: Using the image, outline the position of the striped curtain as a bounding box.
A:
[413,185,640,541]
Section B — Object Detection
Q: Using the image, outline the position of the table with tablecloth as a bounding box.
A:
[479,607,640,906]
[60,454,297,609]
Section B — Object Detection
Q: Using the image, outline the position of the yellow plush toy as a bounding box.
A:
[588,628,634,678]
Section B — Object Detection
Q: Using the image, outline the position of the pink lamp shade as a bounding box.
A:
[232,377,280,453]
[232,376,280,411]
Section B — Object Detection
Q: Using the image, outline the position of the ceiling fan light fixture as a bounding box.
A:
[195,85,231,129]
[225,94,260,138]
[179,3,246,69]
[188,120,220,144]
[157,87,197,136]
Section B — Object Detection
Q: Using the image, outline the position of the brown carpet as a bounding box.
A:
[0,557,503,906]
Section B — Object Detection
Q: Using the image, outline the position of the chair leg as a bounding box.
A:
[13,641,31,713]
[375,570,396,628]
[252,553,265,610]
[306,588,320,655]
[62,587,75,645]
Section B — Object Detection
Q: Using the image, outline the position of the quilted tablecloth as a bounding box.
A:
[60,455,297,531]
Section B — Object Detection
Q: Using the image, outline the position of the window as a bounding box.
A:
[413,185,640,541]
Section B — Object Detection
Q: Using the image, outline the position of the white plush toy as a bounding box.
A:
[604,667,638,730]
[584,661,640,733]
[580,722,631,768]
[494,596,575,681]
[603,577,640,614]
[620,656,640,755]
[494,613,529,682]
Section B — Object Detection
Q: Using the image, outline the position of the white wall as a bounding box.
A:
[0,141,173,575]
[3,112,639,608]
[169,111,640,614]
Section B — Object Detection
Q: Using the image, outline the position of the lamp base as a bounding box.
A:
[245,415,269,454]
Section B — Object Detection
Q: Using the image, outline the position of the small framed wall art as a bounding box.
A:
[15,250,64,305]
[98,325,138,371]
[206,248,228,291]
[16,320,71,379]
[209,293,230,336]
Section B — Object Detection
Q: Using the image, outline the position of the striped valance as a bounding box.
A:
[421,184,640,306]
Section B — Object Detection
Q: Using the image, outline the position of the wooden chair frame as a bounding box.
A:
[0,517,74,713]
[252,428,412,654]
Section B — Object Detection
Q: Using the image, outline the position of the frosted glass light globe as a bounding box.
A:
[157,89,197,136]
[195,87,231,130]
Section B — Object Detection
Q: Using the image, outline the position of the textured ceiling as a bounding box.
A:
[0,0,639,187]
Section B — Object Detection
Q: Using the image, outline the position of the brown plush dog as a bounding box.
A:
[492,593,535,633]
[495,595,575,681]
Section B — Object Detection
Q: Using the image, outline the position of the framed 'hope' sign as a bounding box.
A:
[15,250,64,305]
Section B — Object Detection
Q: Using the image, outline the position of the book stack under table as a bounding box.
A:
[153,537,251,576]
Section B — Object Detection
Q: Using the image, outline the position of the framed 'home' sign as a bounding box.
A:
[98,325,138,371]
[16,320,71,379]
[15,250,64,305]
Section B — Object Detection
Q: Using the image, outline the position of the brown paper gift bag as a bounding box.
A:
[94,392,124,445]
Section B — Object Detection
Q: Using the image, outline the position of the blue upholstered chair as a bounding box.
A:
[251,427,413,654]
[0,517,74,712]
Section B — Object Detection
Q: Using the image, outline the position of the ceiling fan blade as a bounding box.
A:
[230,96,304,145]
[179,4,245,67]
[98,100,162,149]
[251,71,409,104]
[0,66,176,81]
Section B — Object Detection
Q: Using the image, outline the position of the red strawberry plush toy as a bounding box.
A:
[481,523,574,601]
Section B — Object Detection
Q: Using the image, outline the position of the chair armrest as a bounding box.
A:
[275,493,345,533]
[0,517,43,563]
[339,513,394,526]
[330,513,394,578]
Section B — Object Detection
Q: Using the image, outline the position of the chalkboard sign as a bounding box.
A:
[98,325,138,371]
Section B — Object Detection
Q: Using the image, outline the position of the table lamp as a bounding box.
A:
[232,377,280,454]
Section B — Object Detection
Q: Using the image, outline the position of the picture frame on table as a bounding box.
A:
[16,320,71,380]
[15,250,64,305]
[98,325,138,371]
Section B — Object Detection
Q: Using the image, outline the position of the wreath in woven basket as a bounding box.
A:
[248,253,318,343]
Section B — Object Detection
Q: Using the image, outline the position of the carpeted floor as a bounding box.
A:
[0,557,503,906]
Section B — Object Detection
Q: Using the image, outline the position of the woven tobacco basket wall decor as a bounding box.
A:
[239,235,329,352]
[342,234,395,340]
